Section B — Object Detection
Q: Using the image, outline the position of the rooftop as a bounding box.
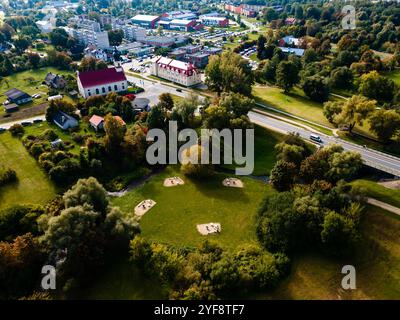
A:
[4,88,31,100]
[132,14,160,22]
[78,67,127,88]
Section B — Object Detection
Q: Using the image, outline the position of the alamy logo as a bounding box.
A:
[41,265,56,290]
[341,265,356,290]
[146,121,255,175]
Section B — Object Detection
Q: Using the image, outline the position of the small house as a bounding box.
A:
[89,115,126,131]
[53,111,78,130]
[50,138,64,149]
[114,115,126,127]
[89,114,104,131]
[132,97,150,112]
[4,103,19,113]
[45,72,67,89]
[4,88,32,105]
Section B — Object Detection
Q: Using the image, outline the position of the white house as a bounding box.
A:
[150,56,201,87]
[77,67,128,98]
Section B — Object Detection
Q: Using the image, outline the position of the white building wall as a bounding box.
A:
[150,63,201,87]
[78,79,128,98]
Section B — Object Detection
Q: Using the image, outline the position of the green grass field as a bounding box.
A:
[112,166,274,250]
[252,85,333,127]
[0,67,74,119]
[256,206,400,299]
[0,67,73,101]
[221,125,283,176]
[385,70,400,86]
[0,131,57,211]
[350,179,400,208]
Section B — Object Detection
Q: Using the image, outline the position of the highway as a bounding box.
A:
[248,111,400,177]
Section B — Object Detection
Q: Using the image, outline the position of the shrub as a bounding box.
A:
[0,166,17,186]
[39,129,58,141]
[9,124,25,137]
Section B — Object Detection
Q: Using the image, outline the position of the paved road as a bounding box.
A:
[367,198,400,216]
[0,115,46,129]
[248,110,400,177]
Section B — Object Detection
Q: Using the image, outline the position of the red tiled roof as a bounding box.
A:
[89,114,104,126]
[78,67,127,89]
[114,116,126,126]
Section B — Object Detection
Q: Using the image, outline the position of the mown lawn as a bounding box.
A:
[0,131,57,211]
[221,125,283,176]
[253,84,380,139]
[112,166,274,250]
[350,179,400,208]
[253,85,334,126]
[256,206,400,299]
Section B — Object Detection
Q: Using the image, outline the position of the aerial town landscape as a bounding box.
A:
[0,0,399,305]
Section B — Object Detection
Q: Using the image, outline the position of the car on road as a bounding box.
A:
[176,88,182,92]
[33,119,43,123]
[310,134,323,143]
[21,122,32,127]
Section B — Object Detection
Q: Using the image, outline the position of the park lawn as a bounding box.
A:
[253,85,334,127]
[221,125,284,176]
[256,206,400,299]
[0,131,57,211]
[350,179,400,208]
[112,166,274,250]
[253,85,378,138]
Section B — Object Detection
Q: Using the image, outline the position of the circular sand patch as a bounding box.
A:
[222,178,244,188]
[163,176,185,187]
[135,199,156,217]
[197,223,221,235]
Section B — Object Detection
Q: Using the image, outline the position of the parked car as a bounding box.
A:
[21,122,32,126]
[33,119,43,123]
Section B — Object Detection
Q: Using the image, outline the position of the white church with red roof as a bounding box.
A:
[150,56,202,87]
[77,66,128,98]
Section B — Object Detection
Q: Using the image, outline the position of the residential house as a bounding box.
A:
[89,114,126,131]
[133,98,150,112]
[89,114,104,131]
[77,66,128,98]
[279,47,305,57]
[52,111,79,130]
[45,72,67,89]
[4,88,32,105]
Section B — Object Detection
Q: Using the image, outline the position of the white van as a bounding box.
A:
[310,134,323,143]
